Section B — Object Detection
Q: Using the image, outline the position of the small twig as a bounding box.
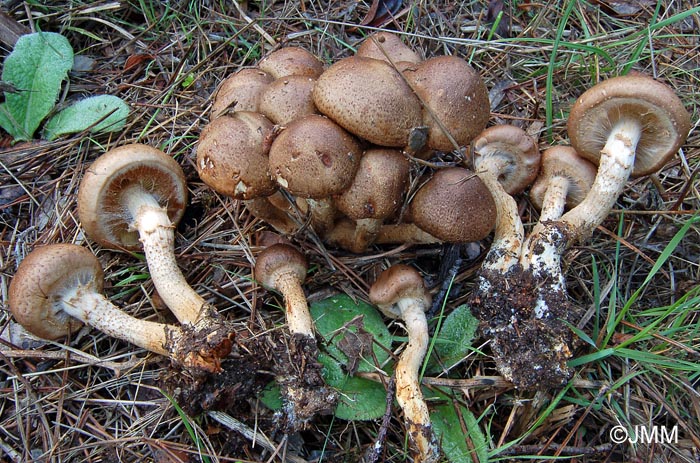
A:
[498,443,614,456]
[362,375,395,463]
[0,348,150,376]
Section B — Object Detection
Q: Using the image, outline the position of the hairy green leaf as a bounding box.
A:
[428,304,479,373]
[430,391,488,463]
[43,95,129,140]
[310,294,392,373]
[0,32,73,141]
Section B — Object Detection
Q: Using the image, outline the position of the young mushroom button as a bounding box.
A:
[562,74,691,242]
[8,244,226,373]
[78,144,217,327]
[369,265,440,463]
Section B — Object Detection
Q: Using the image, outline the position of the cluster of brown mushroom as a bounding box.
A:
[196,33,498,254]
[7,29,692,463]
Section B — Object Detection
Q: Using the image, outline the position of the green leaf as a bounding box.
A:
[430,391,488,463]
[428,304,479,373]
[0,32,74,141]
[43,95,129,140]
[310,294,392,373]
[318,353,387,421]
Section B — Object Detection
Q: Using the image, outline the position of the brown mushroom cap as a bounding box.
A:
[78,144,187,250]
[368,264,431,319]
[259,75,318,125]
[472,125,541,195]
[211,68,274,118]
[334,148,410,220]
[567,74,691,177]
[253,243,308,290]
[312,56,423,147]
[268,114,362,198]
[410,167,497,243]
[9,244,100,339]
[356,31,422,64]
[530,146,597,211]
[404,55,490,150]
[258,46,324,79]
[196,111,277,199]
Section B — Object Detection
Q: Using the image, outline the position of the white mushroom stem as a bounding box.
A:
[123,184,206,324]
[393,298,440,463]
[475,167,524,273]
[536,175,571,223]
[62,286,179,357]
[560,119,642,242]
[269,271,314,337]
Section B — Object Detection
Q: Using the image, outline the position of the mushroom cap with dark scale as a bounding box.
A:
[410,167,497,243]
[258,47,324,79]
[356,31,422,64]
[196,111,277,199]
[211,68,274,118]
[268,114,362,199]
[254,243,308,290]
[312,56,423,147]
[259,75,318,125]
[78,144,188,250]
[567,74,691,177]
[9,244,100,339]
[529,146,597,211]
[369,264,431,319]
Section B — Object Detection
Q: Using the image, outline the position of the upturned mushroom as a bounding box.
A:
[78,144,232,352]
[254,243,337,430]
[369,264,440,463]
[196,111,298,235]
[9,244,228,373]
[268,114,362,235]
[329,148,410,252]
[470,125,540,272]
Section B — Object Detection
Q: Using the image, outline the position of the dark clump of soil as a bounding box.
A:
[272,333,338,432]
[470,265,584,390]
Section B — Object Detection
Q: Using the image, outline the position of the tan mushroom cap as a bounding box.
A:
[369,264,431,319]
[405,55,490,150]
[410,167,497,243]
[334,148,410,220]
[78,144,187,250]
[567,74,691,177]
[313,56,423,147]
[196,111,277,199]
[472,125,541,195]
[530,146,597,211]
[211,68,274,118]
[268,114,362,198]
[356,31,422,64]
[253,243,308,290]
[258,46,324,79]
[9,244,99,339]
[259,75,318,125]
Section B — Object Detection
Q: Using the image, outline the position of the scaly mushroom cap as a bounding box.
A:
[268,114,362,198]
[369,264,431,319]
[259,75,318,125]
[410,167,497,243]
[253,243,308,290]
[78,144,187,250]
[356,31,422,64]
[567,74,691,177]
[258,46,325,79]
[9,244,99,339]
[530,146,597,211]
[404,55,490,150]
[334,148,410,220]
[196,111,277,199]
[211,68,274,118]
[472,125,541,195]
[313,56,423,147]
